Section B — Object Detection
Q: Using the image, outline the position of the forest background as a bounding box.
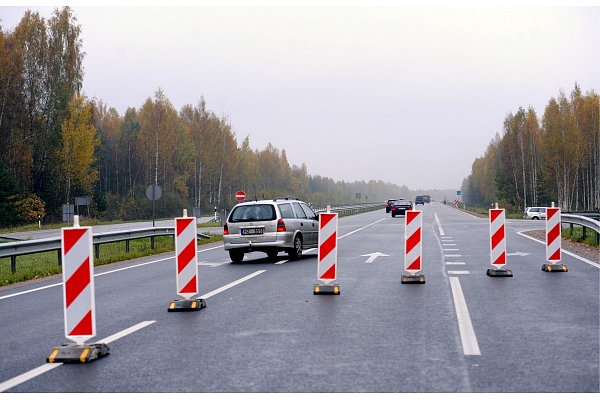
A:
[0,7,598,228]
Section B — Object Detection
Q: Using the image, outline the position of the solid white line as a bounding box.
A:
[338,218,386,240]
[196,270,266,300]
[449,277,481,356]
[0,363,62,393]
[0,320,156,393]
[434,213,445,236]
[516,231,600,269]
[98,320,156,345]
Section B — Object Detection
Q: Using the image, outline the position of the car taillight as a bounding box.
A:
[277,219,286,232]
[223,223,229,235]
[391,206,396,211]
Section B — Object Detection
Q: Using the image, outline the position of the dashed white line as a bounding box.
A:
[446,262,466,265]
[448,271,470,274]
[449,277,481,356]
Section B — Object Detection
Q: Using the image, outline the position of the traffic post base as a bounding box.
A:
[47,343,110,364]
[401,274,425,284]
[542,263,568,272]
[314,284,340,295]
[486,268,513,277]
[168,298,206,312]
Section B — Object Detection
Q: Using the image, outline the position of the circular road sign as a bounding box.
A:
[146,184,162,201]
[235,190,246,202]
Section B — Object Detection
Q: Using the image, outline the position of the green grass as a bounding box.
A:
[0,233,223,287]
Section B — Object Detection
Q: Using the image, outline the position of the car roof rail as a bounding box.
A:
[273,196,300,201]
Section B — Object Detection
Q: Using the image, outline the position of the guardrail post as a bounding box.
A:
[126,239,130,253]
[151,237,155,250]
[58,249,62,266]
[95,244,100,259]
[11,255,16,273]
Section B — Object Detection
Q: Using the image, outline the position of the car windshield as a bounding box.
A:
[229,204,276,222]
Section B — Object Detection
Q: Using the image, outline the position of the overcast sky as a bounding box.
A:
[2,4,598,191]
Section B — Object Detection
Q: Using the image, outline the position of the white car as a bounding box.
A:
[223,197,319,263]
[523,207,546,220]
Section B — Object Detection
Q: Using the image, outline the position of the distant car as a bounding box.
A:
[391,200,413,217]
[385,199,397,213]
[223,197,319,263]
[523,207,546,220]
[415,195,425,205]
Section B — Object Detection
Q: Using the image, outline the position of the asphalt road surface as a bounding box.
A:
[0,202,598,393]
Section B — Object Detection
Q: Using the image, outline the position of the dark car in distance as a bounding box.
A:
[391,200,413,217]
[386,199,396,213]
[415,195,425,205]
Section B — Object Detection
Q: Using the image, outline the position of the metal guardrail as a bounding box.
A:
[0,227,211,273]
[561,213,600,245]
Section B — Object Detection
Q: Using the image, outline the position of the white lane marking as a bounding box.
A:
[444,254,462,257]
[443,248,459,251]
[0,320,156,393]
[516,231,600,269]
[338,218,386,240]
[448,271,470,274]
[442,244,457,246]
[99,320,156,344]
[1,246,229,301]
[275,260,288,265]
[196,270,266,300]
[446,262,466,265]
[449,277,481,356]
[441,236,453,239]
[434,213,445,236]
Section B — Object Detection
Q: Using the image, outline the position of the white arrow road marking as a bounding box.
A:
[361,252,389,263]
[506,251,530,256]
[198,261,229,268]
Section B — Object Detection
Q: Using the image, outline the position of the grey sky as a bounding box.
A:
[2,5,598,191]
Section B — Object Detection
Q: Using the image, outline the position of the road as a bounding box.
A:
[0,202,598,393]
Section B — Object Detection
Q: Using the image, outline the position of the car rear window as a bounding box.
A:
[229,204,276,222]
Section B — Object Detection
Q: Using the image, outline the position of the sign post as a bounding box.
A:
[543,202,567,272]
[47,216,109,363]
[402,209,425,284]
[168,209,206,312]
[314,206,340,295]
[487,204,513,277]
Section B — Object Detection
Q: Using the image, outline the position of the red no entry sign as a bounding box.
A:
[235,190,246,201]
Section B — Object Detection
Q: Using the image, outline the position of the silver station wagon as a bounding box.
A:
[223,197,319,263]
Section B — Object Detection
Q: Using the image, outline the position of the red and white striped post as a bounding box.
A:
[168,209,206,311]
[402,209,425,284]
[61,217,96,345]
[487,204,512,277]
[543,203,567,272]
[47,216,109,363]
[314,207,339,295]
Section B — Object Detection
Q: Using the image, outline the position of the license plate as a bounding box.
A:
[241,228,263,235]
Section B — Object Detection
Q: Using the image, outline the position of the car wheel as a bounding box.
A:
[392,213,395,217]
[267,251,278,260]
[533,217,539,220]
[288,236,303,260]
[229,250,244,264]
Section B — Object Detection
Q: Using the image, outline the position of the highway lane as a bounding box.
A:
[0,203,597,392]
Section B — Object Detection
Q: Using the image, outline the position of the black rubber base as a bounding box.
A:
[314,284,340,295]
[542,264,568,272]
[401,274,425,284]
[168,298,207,312]
[486,268,513,277]
[47,343,110,364]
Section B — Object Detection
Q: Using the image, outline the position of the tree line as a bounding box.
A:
[2,7,441,227]
[461,84,599,212]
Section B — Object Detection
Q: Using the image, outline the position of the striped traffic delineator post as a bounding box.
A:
[543,203,567,272]
[47,216,109,364]
[487,205,513,277]
[402,209,425,284]
[168,209,206,312]
[314,207,339,295]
